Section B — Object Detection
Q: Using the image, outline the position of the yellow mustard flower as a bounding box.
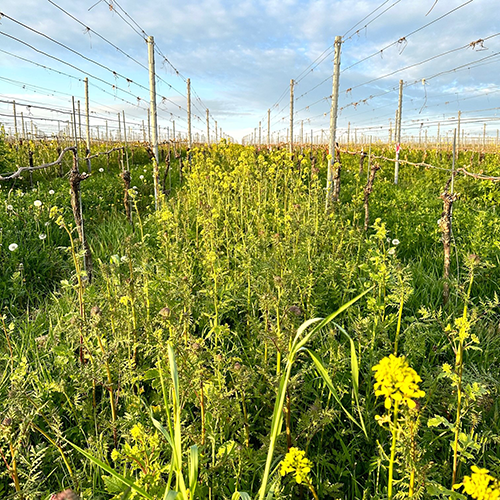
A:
[372,354,425,410]
[454,466,500,499]
[280,447,313,485]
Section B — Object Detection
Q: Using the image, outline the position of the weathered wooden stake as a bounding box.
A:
[147,35,161,209]
[394,79,403,184]
[267,109,271,147]
[326,35,342,208]
[206,108,210,145]
[84,77,91,172]
[187,78,192,151]
[69,150,93,283]
[364,162,380,231]
[289,79,294,154]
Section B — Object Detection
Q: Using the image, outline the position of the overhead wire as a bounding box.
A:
[342,0,403,42]
[47,0,187,99]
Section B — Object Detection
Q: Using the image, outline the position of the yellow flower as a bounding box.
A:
[372,354,425,410]
[454,466,500,499]
[280,447,313,484]
[442,363,452,374]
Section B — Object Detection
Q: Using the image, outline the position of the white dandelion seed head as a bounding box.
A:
[39,234,47,240]
[388,247,396,255]
[99,168,104,173]
[139,175,144,180]
[392,239,400,246]
[44,221,50,226]
[9,243,18,252]
[6,205,13,211]
[34,200,42,208]
[49,190,55,195]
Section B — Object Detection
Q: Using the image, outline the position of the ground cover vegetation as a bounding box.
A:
[0,131,499,499]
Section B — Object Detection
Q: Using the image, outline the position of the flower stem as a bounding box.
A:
[388,401,399,500]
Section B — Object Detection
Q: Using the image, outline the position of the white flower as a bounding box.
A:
[6,205,13,211]
[392,239,400,246]
[388,247,396,255]
[49,190,55,195]
[32,188,37,192]
[139,175,144,180]
[120,255,128,262]
[9,243,18,252]
[143,169,147,172]
[99,168,104,173]
[132,186,138,190]
[39,234,47,240]
[34,200,42,208]
[44,221,50,226]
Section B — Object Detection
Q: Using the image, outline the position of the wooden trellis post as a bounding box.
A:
[364,163,380,231]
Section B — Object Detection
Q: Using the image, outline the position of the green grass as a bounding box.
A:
[0,138,499,499]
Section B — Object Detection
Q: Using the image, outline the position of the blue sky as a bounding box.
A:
[0,0,499,143]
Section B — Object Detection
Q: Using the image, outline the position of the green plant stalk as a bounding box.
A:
[104,275,117,337]
[276,284,282,376]
[127,255,138,364]
[394,290,404,355]
[258,287,372,500]
[1,315,13,363]
[200,378,206,446]
[0,444,23,499]
[388,401,399,500]
[241,391,250,448]
[451,271,474,487]
[305,477,320,500]
[31,423,75,482]
[96,333,118,445]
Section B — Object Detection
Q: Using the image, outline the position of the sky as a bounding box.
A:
[0,0,499,144]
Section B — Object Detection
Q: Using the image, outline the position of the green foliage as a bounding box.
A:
[0,140,499,499]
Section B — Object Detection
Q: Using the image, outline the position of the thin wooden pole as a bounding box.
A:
[13,101,18,144]
[117,113,122,143]
[78,100,82,141]
[84,77,91,172]
[71,96,78,149]
[289,79,294,154]
[326,35,342,207]
[394,79,403,184]
[147,35,160,209]
[187,78,192,150]
[123,110,130,171]
[267,108,271,147]
[206,108,210,145]
[147,108,152,143]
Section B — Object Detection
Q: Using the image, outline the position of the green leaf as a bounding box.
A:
[306,349,367,437]
[427,481,466,499]
[188,445,199,496]
[65,440,155,500]
[232,492,252,500]
[427,415,452,429]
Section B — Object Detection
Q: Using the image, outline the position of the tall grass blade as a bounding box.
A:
[306,348,367,437]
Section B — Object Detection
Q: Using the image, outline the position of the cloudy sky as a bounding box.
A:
[0,0,499,143]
